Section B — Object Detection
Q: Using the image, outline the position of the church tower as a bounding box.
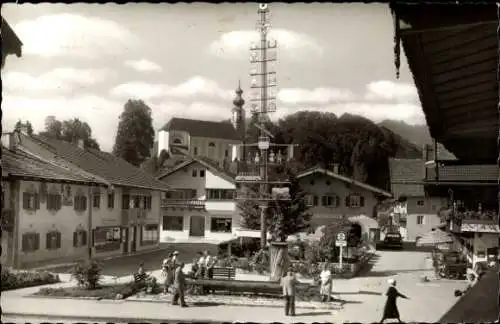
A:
[231,81,246,159]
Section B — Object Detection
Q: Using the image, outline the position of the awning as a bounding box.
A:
[439,265,499,323]
[416,228,454,246]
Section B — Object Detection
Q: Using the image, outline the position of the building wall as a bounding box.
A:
[159,162,207,199]
[157,130,170,154]
[190,136,240,165]
[404,196,447,242]
[1,180,13,266]
[473,232,498,266]
[298,173,381,229]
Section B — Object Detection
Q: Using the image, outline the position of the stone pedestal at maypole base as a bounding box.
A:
[269,241,289,282]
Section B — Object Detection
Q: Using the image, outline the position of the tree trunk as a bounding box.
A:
[269,242,289,282]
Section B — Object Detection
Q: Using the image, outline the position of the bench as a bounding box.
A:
[212,267,236,280]
[186,278,311,296]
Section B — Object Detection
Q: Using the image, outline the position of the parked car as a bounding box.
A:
[382,232,403,249]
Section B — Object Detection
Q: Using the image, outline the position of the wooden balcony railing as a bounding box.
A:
[161,199,205,209]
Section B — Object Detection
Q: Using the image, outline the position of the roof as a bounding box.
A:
[389,158,425,197]
[439,265,499,323]
[2,148,103,185]
[391,4,498,161]
[157,155,235,185]
[1,17,23,57]
[429,164,499,183]
[161,117,240,141]
[297,167,392,198]
[25,135,171,192]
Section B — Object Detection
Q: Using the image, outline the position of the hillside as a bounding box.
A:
[379,120,456,160]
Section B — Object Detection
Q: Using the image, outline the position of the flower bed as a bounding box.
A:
[1,268,60,291]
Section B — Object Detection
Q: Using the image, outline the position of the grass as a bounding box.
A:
[35,283,138,300]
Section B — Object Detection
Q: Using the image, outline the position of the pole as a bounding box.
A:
[258,7,269,249]
[339,245,343,269]
[88,184,93,261]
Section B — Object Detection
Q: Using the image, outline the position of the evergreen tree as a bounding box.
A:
[113,99,155,167]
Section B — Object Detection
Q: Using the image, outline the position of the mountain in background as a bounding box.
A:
[378,119,456,160]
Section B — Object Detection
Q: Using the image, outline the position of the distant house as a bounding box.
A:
[1,17,23,69]
[296,166,392,233]
[157,155,240,244]
[2,131,170,268]
[389,157,447,242]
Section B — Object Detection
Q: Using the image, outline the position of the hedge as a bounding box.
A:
[1,267,60,291]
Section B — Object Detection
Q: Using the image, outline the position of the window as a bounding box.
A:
[141,224,159,245]
[194,147,198,155]
[133,196,141,208]
[416,215,424,225]
[211,217,232,233]
[200,170,205,178]
[163,216,183,231]
[225,149,229,157]
[47,193,62,211]
[417,200,425,206]
[322,195,340,208]
[144,196,152,210]
[46,231,61,250]
[208,142,216,147]
[93,194,101,209]
[192,169,198,177]
[122,194,130,210]
[93,227,121,245]
[207,189,235,200]
[346,194,364,208]
[21,232,40,252]
[309,180,315,185]
[22,192,40,211]
[107,193,115,209]
[173,138,182,144]
[74,195,87,211]
[305,195,314,207]
[167,189,197,199]
[326,180,331,186]
[73,230,88,247]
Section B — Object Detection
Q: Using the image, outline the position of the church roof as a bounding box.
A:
[161,117,240,141]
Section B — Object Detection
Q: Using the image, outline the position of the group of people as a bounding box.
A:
[191,250,218,279]
[161,251,188,307]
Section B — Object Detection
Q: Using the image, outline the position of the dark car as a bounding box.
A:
[383,232,403,249]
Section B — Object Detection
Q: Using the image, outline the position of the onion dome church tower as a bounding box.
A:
[231,80,246,160]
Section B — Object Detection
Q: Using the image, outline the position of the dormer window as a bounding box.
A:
[208,142,216,147]
[173,138,182,144]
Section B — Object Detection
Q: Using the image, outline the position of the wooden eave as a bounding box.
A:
[2,174,105,187]
[391,3,498,162]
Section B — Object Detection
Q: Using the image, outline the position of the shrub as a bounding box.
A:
[232,257,252,271]
[71,260,102,290]
[36,282,142,300]
[1,267,60,291]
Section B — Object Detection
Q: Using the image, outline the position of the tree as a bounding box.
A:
[14,119,34,135]
[113,99,155,167]
[39,116,100,150]
[141,149,170,175]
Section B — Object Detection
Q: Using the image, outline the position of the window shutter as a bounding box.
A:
[74,196,79,210]
[321,196,326,206]
[140,226,143,244]
[73,231,77,247]
[46,233,51,249]
[313,195,318,206]
[34,193,40,209]
[335,196,340,207]
[360,196,365,207]
[23,193,29,209]
[345,196,350,207]
[91,229,95,247]
[22,234,27,252]
[123,195,130,210]
[57,232,61,248]
[82,231,88,246]
[83,196,88,211]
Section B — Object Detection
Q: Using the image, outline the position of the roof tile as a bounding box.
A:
[161,117,240,141]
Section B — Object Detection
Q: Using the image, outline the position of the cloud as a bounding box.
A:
[365,80,419,102]
[208,29,323,60]
[14,14,138,58]
[3,68,111,93]
[277,87,355,105]
[124,59,162,72]
[109,76,233,101]
[2,94,123,151]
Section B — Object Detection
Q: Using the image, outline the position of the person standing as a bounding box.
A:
[320,264,332,302]
[203,251,211,278]
[280,269,297,316]
[380,279,409,323]
[172,262,188,307]
[162,253,173,294]
[196,251,206,278]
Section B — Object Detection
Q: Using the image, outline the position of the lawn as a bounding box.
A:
[46,242,218,277]
[35,283,137,300]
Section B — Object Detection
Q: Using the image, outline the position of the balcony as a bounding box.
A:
[445,209,499,234]
[121,209,147,226]
[234,161,291,184]
[161,199,205,209]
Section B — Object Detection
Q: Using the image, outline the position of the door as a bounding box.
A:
[122,227,129,254]
[131,226,137,252]
[189,216,205,237]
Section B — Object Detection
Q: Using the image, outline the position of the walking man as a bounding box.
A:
[172,262,188,307]
[280,269,297,316]
[380,279,409,323]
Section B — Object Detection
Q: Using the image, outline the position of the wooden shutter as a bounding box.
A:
[34,193,40,209]
[140,226,143,244]
[57,232,61,248]
[46,232,51,249]
[82,231,88,246]
[35,233,40,250]
[122,195,130,210]
[22,193,29,209]
[73,231,77,247]
[335,196,340,207]
[21,234,27,252]
[91,229,95,247]
[83,196,88,211]
[360,196,365,207]
[74,196,79,210]
[313,195,318,206]
[321,196,326,206]
[345,196,350,207]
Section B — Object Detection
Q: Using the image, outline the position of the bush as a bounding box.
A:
[1,267,60,291]
[36,282,142,299]
[71,260,102,289]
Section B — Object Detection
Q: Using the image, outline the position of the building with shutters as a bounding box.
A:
[1,131,170,269]
[296,166,392,230]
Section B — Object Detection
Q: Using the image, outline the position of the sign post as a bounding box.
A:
[335,232,347,270]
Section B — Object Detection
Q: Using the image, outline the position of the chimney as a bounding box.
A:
[77,139,85,149]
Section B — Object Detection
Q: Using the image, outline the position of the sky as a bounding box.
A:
[2,3,423,152]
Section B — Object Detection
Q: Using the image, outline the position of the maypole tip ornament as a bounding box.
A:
[259,3,269,11]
